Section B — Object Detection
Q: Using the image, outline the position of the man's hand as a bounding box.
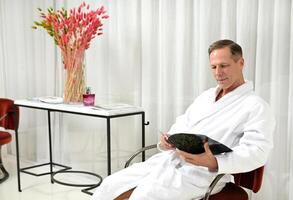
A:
[176,142,218,172]
[159,133,175,150]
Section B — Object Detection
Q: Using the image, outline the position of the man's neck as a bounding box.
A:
[215,80,245,101]
[215,89,223,101]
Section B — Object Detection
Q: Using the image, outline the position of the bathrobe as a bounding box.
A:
[91,81,275,200]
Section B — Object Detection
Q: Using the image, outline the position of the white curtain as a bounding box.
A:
[0,0,292,199]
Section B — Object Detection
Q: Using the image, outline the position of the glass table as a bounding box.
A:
[14,99,149,194]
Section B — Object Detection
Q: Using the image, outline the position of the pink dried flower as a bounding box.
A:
[32,2,109,69]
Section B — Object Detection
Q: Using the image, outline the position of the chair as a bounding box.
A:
[118,144,264,200]
[0,98,19,183]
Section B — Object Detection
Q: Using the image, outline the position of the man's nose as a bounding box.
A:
[215,66,223,76]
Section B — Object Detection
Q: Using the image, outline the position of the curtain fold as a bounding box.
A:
[1,0,293,199]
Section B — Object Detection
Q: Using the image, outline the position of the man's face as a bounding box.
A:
[209,47,244,92]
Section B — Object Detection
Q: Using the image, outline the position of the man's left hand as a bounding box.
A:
[176,142,218,172]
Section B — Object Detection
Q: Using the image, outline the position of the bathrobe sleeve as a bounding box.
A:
[216,97,275,174]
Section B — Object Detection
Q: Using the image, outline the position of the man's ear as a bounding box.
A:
[239,57,244,69]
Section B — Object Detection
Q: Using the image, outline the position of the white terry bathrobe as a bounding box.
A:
[91,81,275,200]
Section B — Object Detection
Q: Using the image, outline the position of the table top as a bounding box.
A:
[14,98,144,117]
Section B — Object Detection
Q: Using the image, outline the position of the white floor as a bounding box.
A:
[0,155,94,200]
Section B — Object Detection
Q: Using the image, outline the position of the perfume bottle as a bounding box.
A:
[83,87,95,106]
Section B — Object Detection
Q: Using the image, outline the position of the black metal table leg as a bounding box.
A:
[106,117,111,175]
[142,112,150,161]
[142,112,145,161]
[52,170,103,195]
[14,105,21,192]
[47,111,54,183]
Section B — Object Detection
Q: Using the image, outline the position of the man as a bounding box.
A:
[91,39,275,200]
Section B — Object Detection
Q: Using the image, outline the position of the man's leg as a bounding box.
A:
[114,188,136,200]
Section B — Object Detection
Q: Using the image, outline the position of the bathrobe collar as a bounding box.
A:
[187,81,254,127]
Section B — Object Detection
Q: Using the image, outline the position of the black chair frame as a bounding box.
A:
[124,144,227,200]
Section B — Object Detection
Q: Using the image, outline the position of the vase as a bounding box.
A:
[62,51,86,103]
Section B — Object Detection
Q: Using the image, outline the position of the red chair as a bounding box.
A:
[116,145,264,200]
[0,98,19,183]
[204,165,264,200]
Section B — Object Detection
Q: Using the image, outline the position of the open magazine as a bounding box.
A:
[38,96,63,104]
[93,103,135,110]
[168,133,232,155]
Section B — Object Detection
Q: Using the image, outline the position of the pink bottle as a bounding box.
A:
[83,87,95,106]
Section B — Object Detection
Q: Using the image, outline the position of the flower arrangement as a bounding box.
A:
[32,2,109,102]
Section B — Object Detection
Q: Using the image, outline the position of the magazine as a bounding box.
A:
[168,133,232,155]
[93,103,135,110]
[38,96,63,104]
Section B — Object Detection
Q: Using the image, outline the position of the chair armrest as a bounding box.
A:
[203,174,226,200]
[124,144,157,168]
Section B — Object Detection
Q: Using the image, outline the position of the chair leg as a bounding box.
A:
[0,146,9,184]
